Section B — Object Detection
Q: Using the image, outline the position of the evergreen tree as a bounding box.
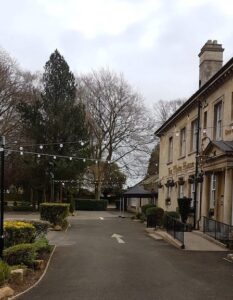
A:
[17,50,89,201]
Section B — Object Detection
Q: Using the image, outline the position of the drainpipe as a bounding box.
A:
[194,100,201,229]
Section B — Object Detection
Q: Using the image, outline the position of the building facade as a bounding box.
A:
[155,40,233,227]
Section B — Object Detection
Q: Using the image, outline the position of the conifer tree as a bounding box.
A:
[18,50,89,201]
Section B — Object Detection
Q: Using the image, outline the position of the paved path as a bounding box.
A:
[184,232,227,251]
[17,211,233,300]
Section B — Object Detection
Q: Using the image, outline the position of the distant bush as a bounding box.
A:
[75,199,108,211]
[141,204,156,216]
[5,193,23,202]
[40,203,70,226]
[4,221,36,248]
[12,201,36,212]
[0,260,10,286]
[3,243,36,267]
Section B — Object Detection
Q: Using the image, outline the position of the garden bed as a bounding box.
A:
[2,246,55,299]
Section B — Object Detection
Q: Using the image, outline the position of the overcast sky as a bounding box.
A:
[0,0,233,107]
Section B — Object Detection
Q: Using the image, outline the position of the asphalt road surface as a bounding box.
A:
[19,211,233,300]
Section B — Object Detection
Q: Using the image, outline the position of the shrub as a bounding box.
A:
[3,243,36,266]
[12,202,36,212]
[177,197,192,223]
[33,237,52,259]
[135,212,142,219]
[75,199,108,211]
[40,203,70,226]
[146,207,164,226]
[0,260,10,286]
[141,204,156,216]
[4,221,36,248]
[25,220,50,237]
[162,211,180,227]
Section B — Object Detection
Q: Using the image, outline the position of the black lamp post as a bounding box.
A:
[0,136,5,259]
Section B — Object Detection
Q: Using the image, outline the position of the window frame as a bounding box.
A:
[191,119,198,152]
[214,101,222,141]
[168,136,173,163]
[180,127,186,157]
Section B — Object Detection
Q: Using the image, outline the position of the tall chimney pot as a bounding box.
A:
[199,40,224,87]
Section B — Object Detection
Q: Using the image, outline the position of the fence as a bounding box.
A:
[203,216,233,248]
[165,215,186,249]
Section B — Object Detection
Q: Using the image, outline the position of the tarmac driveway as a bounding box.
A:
[14,211,233,300]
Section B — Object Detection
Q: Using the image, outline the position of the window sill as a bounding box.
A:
[188,151,196,156]
[167,161,173,165]
[178,156,186,160]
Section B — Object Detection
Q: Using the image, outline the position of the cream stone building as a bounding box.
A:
[155,40,233,227]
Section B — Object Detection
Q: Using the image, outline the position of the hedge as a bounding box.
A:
[4,221,36,248]
[40,203,70,226]
[146,207,164,226]
[17,220,50,237]
[141,204,156,216]
[0,260,10,286]
[75,199,108,211]
[3,243,36,266]
[33,237,52,259]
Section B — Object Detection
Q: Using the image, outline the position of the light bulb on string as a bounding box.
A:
[69,157,73,161]
[83,158,86,163]
[80,141,84,146]
[95,160,98,164]
[59,143,63,148]
[39,145,43,150]
[19,146,23,151]
[37,154,41,158]
[20,151,23,155]
[53,155,56,160]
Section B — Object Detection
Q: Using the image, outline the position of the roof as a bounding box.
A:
[155,57,233,137]
[123,184,153,197]
[142,174,159,185]
[204,140,233,154]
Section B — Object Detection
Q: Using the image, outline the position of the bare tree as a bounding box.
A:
[77,69,155,199]
[153,99,185,128]
[0,49,38,143]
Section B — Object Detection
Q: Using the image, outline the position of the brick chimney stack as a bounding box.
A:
[199,40,224,88]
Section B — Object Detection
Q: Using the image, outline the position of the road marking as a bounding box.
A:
[111,233,125,244]
[99,217,104,220]
[223,257,233,263]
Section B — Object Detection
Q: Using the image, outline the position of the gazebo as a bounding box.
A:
[122,184,157,213]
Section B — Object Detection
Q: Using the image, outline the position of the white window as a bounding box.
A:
[190,183,195,208]
[214,102,222,140]
[191,119,198,151]
[180,127,186,157]
[178,185,184,198]
[210,174,216,208]
[168,137,173,162]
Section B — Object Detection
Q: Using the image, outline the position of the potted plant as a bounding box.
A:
[165,179,175,187]
[178,177,185,185]
[188,175,194,184]
[158,182,163,189]
[165,197,171,206]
